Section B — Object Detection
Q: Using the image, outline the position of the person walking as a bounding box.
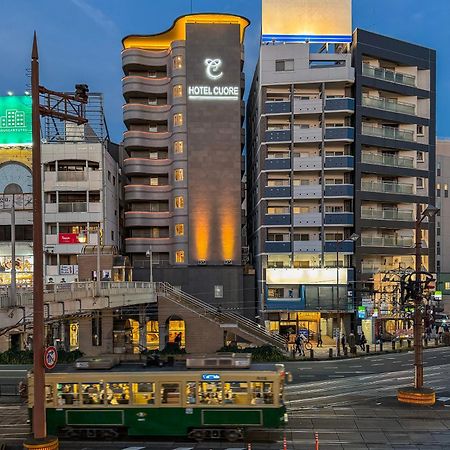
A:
[348,331,356,355]
[317,330,323,347]
[295,333,305,357]
[341,334,346,351]
[359,332,367,351]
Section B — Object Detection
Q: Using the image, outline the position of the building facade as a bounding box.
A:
[122,14,250,309]
[246,0,436,337]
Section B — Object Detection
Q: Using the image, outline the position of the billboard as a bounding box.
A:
[262,0,352,43]
[0,96,32,146]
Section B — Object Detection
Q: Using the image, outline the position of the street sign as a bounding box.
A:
[44,346,58,370]
[434,291,443,300]
[202,374,220,381]
[358,306,366,319]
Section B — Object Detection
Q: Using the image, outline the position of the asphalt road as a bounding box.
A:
[2,348,450,449]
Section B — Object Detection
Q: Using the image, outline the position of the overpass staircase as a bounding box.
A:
[156,282,287,351]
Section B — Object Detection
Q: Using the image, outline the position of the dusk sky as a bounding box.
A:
[1,0,449,142]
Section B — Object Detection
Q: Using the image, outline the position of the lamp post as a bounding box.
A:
[336,233,359,356]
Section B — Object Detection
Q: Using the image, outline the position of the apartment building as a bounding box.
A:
[246,0,436,336]
[121,14,250,309]
[42,95,120,283]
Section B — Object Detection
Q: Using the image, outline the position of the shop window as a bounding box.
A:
[104,382,130,405]
[173,84,183,97]
[174,196,184,209]
[268,288,284,298]
[81,383,103,405]
[175,250,185,263]
[161,383,180,404]
[174,141,184,154]
[445,282,450,290]
[132,382,155,405]
[223,381,248,405]
[173,113,183,127]
[199,381,222,405]
[251,382,273,404]
[173,55,183,70]
[186,382,197,405]
[57,383,80,406]
[175,223,184,236]
[174,168,184,181]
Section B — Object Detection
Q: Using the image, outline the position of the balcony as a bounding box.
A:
[263,186,291,198]
[293,240,322,253]
[265,241,291,253]
[362,63,416,87]
[361,208,415,221]
[325,127,354,141]
[293,98,322,114]
[325,155,354,170]
[264,158,291,170]
[264,101,291,114]
[293,185,322,198]
[264,129,291,142]
[362,95,416,116]
[361,236,414,248]
[264,214,291,226]
[325,97,355,112]
[361,181,414,195]
[362,123,414,142]
[123,130,171,149]
[324,212,354,226]
[293,156,321,171]
[56,171,87,182]
[58,202,87,213]
[361,152,415,169]
[324,241,355,253]
[324,184,353,197]
[293,213,322,226]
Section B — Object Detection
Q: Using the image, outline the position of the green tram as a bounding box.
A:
[28,358,288,441]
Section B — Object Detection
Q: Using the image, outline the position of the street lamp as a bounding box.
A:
[336,232,359,355]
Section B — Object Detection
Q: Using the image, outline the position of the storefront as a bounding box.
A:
[0,243,33,286]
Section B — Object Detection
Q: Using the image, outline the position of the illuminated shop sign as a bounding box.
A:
[0,96,32,146]
[188,58,239,101]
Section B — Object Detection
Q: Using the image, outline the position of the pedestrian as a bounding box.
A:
[174,332,182,349]
[295,333,305,357]
[317,330,323,347]
[341,333,346,351]
[348,331,356,355]
[359,332,367,351]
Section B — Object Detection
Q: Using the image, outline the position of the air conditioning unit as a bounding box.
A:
[197,260,206,265]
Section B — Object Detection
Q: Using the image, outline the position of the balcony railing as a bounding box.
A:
[361,152,415,169]
[58,202,88,213]
[361,236,414,248]
[362,123,415,142]
[362,95,416,116]
[362,63,416,87]
[56,171,87,182]
[361,208,415,221]
[361,181,414,195]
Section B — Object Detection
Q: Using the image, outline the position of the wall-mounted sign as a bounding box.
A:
[58,233,81,244]
[202,374,221,381]
[0,96,32,146]
[358,306,367,319]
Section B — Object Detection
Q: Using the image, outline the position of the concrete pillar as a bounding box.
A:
[139,305,147,351]
[159,324,167,351]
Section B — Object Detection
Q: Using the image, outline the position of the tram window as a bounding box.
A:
[81,383,103,405]
[57,383,80,406]
[186,382,196,404]
[132,382,155,405]
[223,381,248,404]
[45,385,53,405]
[251,382,274,405]
[161,383,180,404]
[199,382,222,405]
[105,382,130,405]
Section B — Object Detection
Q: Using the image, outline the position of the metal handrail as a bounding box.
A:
[156,282,286,349]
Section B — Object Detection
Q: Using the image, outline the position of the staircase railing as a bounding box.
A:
[156,282,286,349]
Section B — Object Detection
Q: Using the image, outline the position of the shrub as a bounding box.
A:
[218,344,285,362]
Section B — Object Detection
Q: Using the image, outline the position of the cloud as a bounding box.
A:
[70,0,117,33]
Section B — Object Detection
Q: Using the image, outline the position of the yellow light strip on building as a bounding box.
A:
[123,13,250,50]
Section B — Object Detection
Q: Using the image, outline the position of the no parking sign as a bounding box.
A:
[44,346,58,370]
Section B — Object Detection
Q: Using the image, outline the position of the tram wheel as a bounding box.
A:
[225,429,242,442]
[189,429,205,441]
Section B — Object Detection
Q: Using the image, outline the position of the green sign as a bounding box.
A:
[0,96,32,146]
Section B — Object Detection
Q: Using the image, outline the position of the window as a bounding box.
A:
[250,382,273,405]
[173,55,183,70]
[161,383,180,404]
[437,242,441,255]
[150,177,159,186]
[437,261,441,273]
[293,233,309,241]
[199,381,222,405]
[268,288,284,298]
[214,285,223,298]
[275,59,294,72]
[418,151,425,163]
[132,382,155,405]
[437,183,441,197]
[223,381,248,404]
[111,230,114,241]
[173,84,183,97]
[57,383,80,406]
[112,176,116,186]
[417,177,424,189]
[174,196,184,209]
[445,184,449,198]
[175,250,185,263]
[417,124,424,136]
[150,151,158,160]
[174,141,184,154]
[81,383,102,405]
[174,169,184,181]
[175,223,184,236]
[104,382,130,405]
[173,113,183,127]
[186,382,197,405]
[107,170,111,181]
[445,282,450,290]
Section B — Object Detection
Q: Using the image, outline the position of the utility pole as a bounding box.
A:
[9,206,16,307]
[26,32,88,447]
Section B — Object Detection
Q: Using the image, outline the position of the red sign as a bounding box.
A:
[58,233,80,244]
[44,346,58,370]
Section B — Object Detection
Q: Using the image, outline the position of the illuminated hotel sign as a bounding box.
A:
[266,268,348,285]
[0,96,32,146]
[262,0,352,43]
[188,58,239,101]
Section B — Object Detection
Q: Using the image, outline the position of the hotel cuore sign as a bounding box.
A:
[0,96,32,146]
[262,0,352,43]
[188,58,239,101]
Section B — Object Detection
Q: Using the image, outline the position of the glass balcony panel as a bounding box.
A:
[361,181,414,195]
[362,63,416,87]
[362,123,415,142]
[361,152,414,169]
[362,95,415,115]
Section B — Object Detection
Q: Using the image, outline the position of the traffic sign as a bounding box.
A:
[44,346,58,370]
